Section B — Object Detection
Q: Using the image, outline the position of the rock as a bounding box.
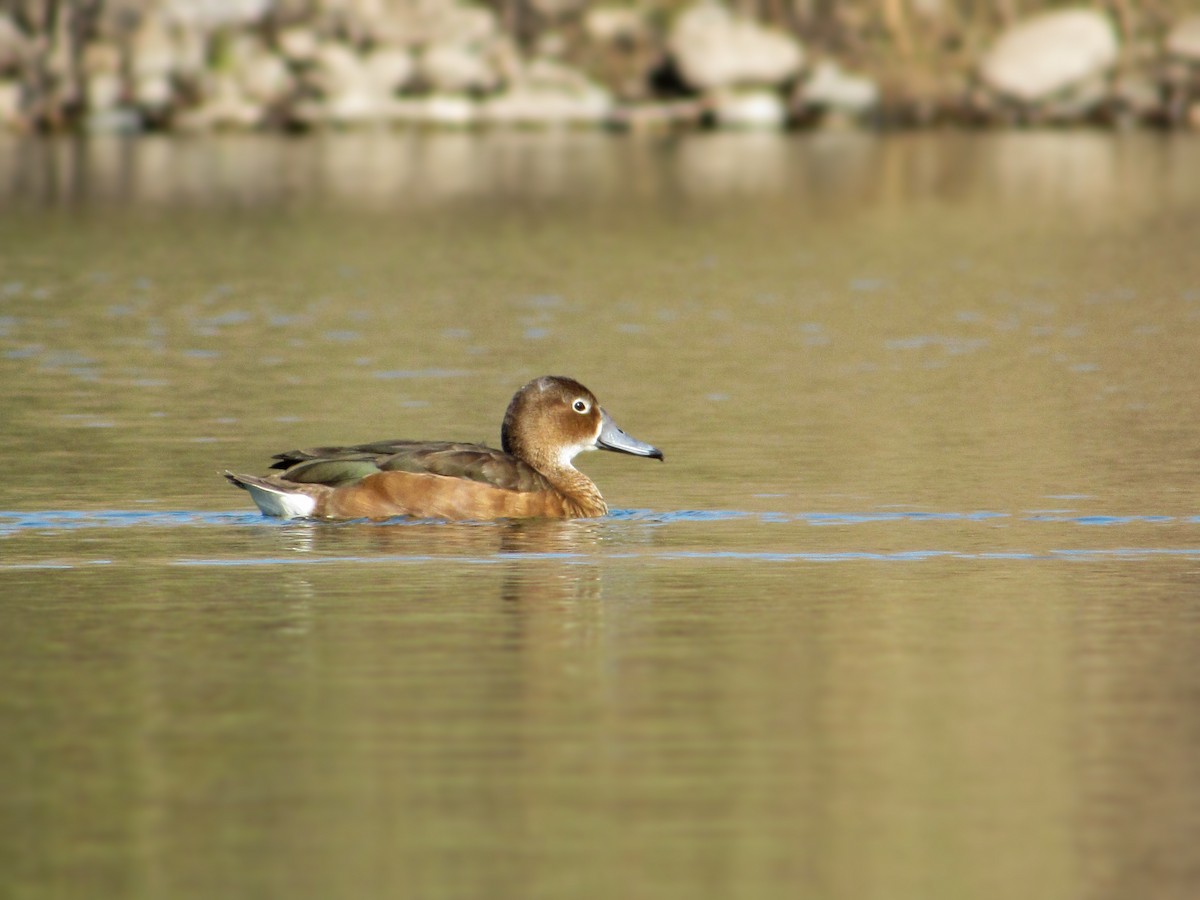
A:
[176,73,263,129]
[610,99,705,131]
[82,42,122,111]
[382,2,497,49]
[528,0,586,20]
[307,42,415,123]
[164,0,273,31]
[314,44,361,87]
[436,3,500,45]
[160,27,206,82]
[239,50,292,104]
[584,6,650,45]
[422,93,478,126]
[134,74,173,111]
[484,85,612,125]
[484,58,612,125]
[710,88,788,128]
[1111,73,1162,120]
[524,57,599,93]
[1166,17,1200,62]
[419,41,497,94]
[364,47,414,96]
[313,42,378,122]
[799,60,879,114]
[668,1,803,91]
[1039,72,1108,120]
[84,107,143,133]
[534,30,568,60]
[130,16,177,82]
[979,8,1118,103]
[0,79,21,125]
[87,71,123,112]
[129,17,177,115]
[277,27,319,65]
[0,15,30,75]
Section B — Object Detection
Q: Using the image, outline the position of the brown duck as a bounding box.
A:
[225,375,663,520]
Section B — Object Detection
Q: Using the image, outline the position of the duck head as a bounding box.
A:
[501,375,663,472]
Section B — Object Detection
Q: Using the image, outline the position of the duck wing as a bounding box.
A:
[269,441,554,493]
[269,440,473,469]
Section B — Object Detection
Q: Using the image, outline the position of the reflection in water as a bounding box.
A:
[273,517,610,606]
[2,132,1194,220]
[4,551,1199,899]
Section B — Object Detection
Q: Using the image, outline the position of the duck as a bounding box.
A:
[225,375,663,521]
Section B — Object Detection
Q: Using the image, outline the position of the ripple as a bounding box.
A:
[0,510,267,534]
[2,508,1193,534]
[3,508,1198,570]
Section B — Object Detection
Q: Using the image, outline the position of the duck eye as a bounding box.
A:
[572,399,589,413]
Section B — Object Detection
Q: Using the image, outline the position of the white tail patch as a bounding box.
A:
[243,481,317,519]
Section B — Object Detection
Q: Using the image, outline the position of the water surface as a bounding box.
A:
[2,131,1200,900]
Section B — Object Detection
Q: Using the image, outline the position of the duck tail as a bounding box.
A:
[224,472,319,519]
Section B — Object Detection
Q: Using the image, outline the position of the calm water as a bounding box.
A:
[2,132,1200,899]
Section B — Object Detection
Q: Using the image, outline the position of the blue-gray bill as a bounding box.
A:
[596,409,664,461]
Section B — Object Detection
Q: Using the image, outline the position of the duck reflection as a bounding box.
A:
[269,515,610,607]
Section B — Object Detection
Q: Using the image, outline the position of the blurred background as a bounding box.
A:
[2,0,1200,133]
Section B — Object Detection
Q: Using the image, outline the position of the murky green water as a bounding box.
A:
[3,132,1200,899]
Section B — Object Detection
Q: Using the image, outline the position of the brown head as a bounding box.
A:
[501,376,663,476]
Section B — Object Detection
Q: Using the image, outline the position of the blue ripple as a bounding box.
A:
[0,510,270,534]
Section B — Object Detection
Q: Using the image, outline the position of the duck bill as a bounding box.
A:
[596,409,664,460]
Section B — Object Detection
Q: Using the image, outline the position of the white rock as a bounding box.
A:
[172,28,208,80]
[711,88,789,128]
[87,71,123,112]
[178,73,263,129]
[311,42,377,122]
[420,42,497,93]
[314,41,367,96]
[327,90,380,123]
[0,15,29,72]
[423,93,478,126]
[0,79,21,124]
[83,41,121,76]
[484,61,613,125]
[801,60,879,113]
[585,6,649,45]
[980,8,1118,103]
[364,47,414,95]
[435,4,498,46]
[1111,73,1160,117]
[83,42,124,111]
[134,73,173,111]
[669,2,803,91]
[1166,16,1200,62]
[239,52,292,104]
[392,2,497,48]
[277,27,319,64]
[164,0,273,30]
[524,57,596,92]
[131,16,177,81]
[85,108,143,133]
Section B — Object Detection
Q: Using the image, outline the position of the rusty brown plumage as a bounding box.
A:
[225,375,662,521]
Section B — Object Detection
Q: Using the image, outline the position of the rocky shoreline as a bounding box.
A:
[2,1,1199,133]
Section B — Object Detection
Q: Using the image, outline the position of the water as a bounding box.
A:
[2,131,1200,899]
